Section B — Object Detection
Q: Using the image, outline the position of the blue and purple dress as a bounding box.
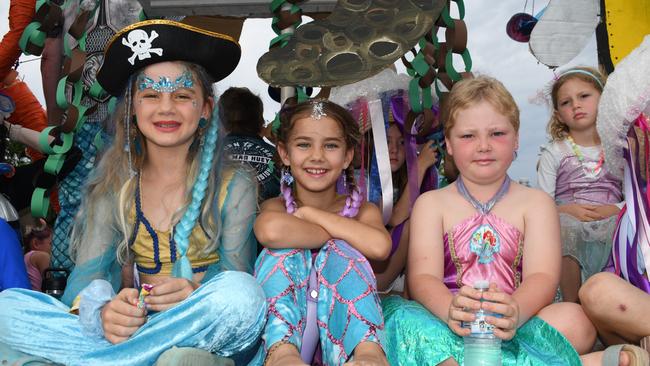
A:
[254,213,385,365]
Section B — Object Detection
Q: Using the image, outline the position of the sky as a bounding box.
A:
[0,0,599,186]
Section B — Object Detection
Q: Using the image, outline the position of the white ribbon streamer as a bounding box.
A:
[368,99,393,225]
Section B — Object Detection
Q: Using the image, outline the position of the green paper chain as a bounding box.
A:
[269,0,303,48]
[18,0,60,56]
[28,1,114,218]
[433,0,472,88]
[403,0,473,106]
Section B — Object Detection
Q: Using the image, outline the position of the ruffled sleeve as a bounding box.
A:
[61,196,122,306]
[537,143,561,197]
[204,167,258,278]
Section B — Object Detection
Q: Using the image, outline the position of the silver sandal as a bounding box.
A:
[602,344,649,366]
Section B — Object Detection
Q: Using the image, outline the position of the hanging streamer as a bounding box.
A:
[368,99,393,225]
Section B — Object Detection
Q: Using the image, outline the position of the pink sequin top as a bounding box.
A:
[443,213,523,295]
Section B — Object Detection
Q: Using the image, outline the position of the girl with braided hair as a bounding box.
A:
[0,20,265,365]
[254,99,391,366]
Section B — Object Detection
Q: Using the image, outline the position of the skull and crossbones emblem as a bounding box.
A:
[122,29,164,65]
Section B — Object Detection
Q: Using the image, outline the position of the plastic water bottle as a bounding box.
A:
[462,280,502,366]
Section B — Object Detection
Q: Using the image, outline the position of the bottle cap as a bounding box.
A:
[473,280,489,290]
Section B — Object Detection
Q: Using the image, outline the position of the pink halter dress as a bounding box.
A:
[382,176,581,365]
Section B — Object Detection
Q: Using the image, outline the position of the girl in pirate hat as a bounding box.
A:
[0,19,266,365]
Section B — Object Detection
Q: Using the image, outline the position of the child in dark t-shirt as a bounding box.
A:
[219,87,280,201]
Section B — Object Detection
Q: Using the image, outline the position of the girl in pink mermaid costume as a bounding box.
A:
[382,76,596,365]
[253,100,391,366]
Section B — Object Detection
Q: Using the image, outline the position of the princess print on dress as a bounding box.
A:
[470,224,501,264]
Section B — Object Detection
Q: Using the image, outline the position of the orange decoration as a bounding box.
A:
[0,0,36,81]
[0,0,48,160]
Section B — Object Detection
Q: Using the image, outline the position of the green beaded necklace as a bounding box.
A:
[567,135,605,176]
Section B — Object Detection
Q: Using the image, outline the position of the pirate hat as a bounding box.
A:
[97,19,241,96]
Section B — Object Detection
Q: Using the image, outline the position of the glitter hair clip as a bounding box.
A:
[137,70,194,93]
[310,101,327,120]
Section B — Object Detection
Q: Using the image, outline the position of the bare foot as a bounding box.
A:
[580,349,636,366]
[344,342,389,366]
[265,343,307,366]
[438,358,460,366]
[619,350,630,366]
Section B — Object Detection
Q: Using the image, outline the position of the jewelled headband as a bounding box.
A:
[558,69,604,90]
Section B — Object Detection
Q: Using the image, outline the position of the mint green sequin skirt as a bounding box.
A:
[383,296,581,366]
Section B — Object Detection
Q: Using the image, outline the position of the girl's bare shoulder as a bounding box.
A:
[360,200,381,214]
[414,183,457,211]
[509,182,555,209]
[260,197,286,212]
[356,201,384,225]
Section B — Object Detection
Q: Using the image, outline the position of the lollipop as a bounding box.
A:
[137,283,155,309]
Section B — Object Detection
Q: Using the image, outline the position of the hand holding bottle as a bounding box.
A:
[447,285,483,337]
[481,283,520,341]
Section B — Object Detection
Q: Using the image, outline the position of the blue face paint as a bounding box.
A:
[137,70,194,93]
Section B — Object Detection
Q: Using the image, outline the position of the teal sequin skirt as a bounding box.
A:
[383,296,581,366]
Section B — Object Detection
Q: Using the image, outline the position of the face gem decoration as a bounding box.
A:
[137,71,194,93]
[310,101,327,120]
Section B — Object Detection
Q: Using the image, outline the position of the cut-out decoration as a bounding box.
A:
[257,0,446,87]
[506,13,538,43]
[529,0,599,67]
